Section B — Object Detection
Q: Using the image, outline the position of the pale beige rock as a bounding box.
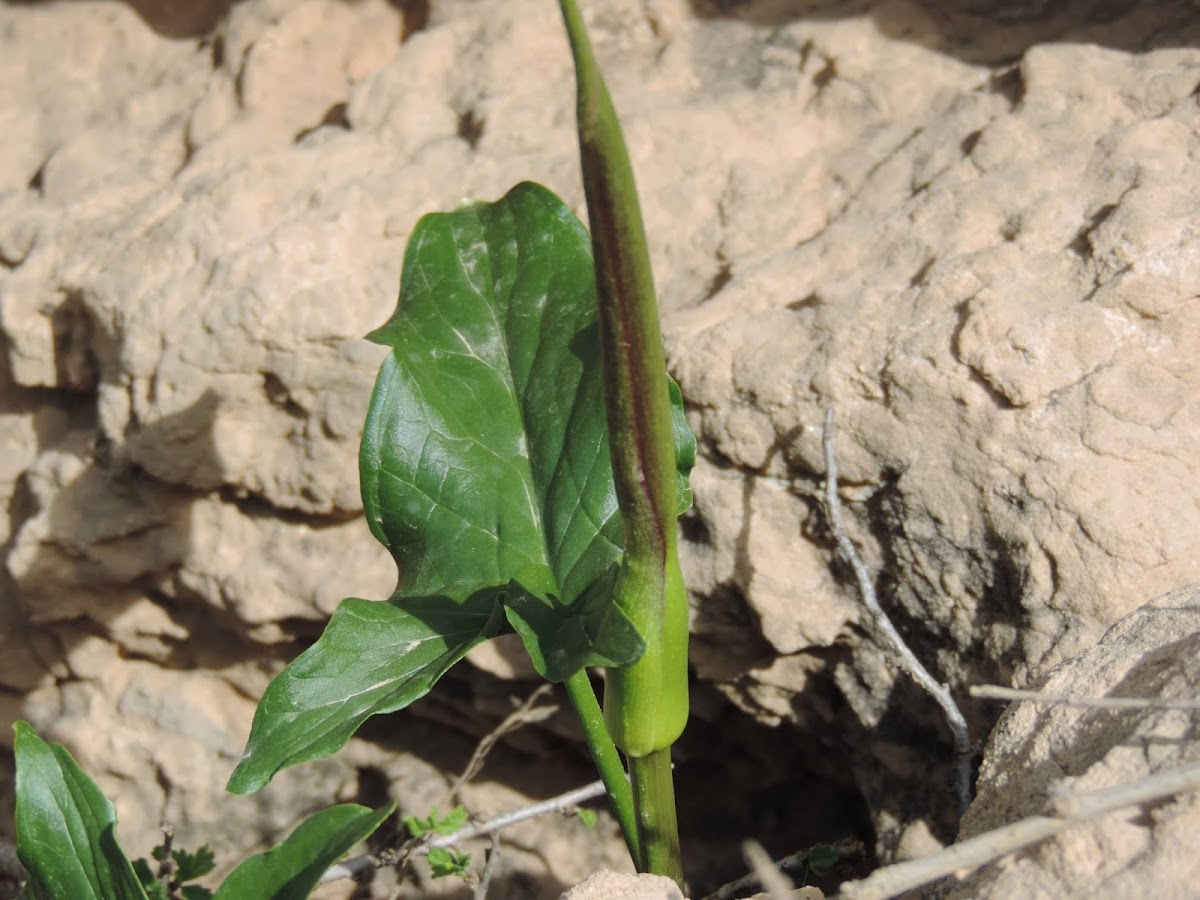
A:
[947,584,1200,899]
[2,0,1199,893]
[560,871,685,900]
[466,632,542,681]
[3,427,394,644]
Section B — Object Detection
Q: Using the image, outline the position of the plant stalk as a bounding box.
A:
[629,750,683,885]
[564,669,641,864]
[556,0,688,885]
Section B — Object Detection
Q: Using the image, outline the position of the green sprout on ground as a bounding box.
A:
[225,0,694,884]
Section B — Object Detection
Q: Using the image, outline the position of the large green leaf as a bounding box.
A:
[227,592,505,795]
[13,721,149,900]
[229,182,694,794]
[362,182,625,616]
[214,803,394,900]
[361,181,691,671]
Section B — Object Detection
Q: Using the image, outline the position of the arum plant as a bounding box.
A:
[10,1,691,894]
[12,721,395,900]
[222,0,693,886]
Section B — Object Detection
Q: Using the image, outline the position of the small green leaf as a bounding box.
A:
[575,808,598,828]
[181,886,214,900]
[426,847,471,879]
[431,807,469,835]
[132,857,156,887]
[805,843,839,875]
[668,376,696,515]
[141,883,169,900]
[227,592,506,794]
[402,814,427,838]
[173,845,216,882]
[213,803,394,900]
[13,722,149,900]
[404,806,468,839]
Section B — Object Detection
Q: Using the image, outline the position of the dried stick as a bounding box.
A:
[318,779,607,884]
[704,851,807,900]
[154,822,182,900]
[450,684,557,804]
[703,840,863,900]
[971,684,1200,711]
[822,408,972,816]
[742,840,794,900]
[474,832,502,900]
[835,760,1200,900]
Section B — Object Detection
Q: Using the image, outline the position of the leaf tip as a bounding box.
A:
[224,763,267,797]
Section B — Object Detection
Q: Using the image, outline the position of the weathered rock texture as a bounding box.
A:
[559,871,686,900]
[1,0,1198,895]
[948,584,1200,899]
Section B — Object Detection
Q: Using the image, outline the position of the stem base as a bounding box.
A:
[628,748,683,886]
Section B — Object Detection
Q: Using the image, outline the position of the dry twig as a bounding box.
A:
[450,684,558,804]
[318,779,608,884]
[474,831,502,900]
[822,408,973,816]
[835,760,1200,900]
[704,840,864,900]
[971,684,1200,711]
[742,840,794,900]
[319,683,575,888]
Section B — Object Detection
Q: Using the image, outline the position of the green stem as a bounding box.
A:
[555,0,688,886]
[629,749,683,885]
[564,669,641,865]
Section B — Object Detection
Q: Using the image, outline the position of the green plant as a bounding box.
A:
[227,0,693,885]
[133,835,216,900]
[401,807,469,840]
[11,1,693,893]
[11,721,394,899]
[424,848,472,880]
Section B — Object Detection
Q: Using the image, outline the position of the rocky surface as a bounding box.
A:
[2,0,1198,896]
[947,584,1200,899]
[559,871,686,900]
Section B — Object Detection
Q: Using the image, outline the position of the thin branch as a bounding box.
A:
[154,821,183,900]
[742,840,794,900]
[474,832,502,900]
[971,684,1200,711]
[433,780,607,847]
[835,760,1200,900]
[822,408,973,817]
[703,841,865,900]
[318,780,608,884]
[450,684,558,804]
[704,850,808,900]
[1048,760,1200,819]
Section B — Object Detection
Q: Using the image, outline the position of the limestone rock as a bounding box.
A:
[2,0,1199,893]
[947,584,1200,899]
[560,871,686,900]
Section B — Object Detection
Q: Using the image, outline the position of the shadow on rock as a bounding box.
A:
[688,0,1200,63]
